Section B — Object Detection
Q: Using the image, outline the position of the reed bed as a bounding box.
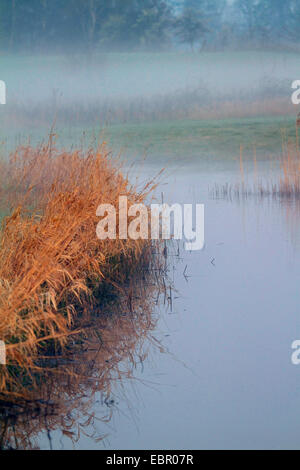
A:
[211,123,300,200]
[0,139,162,397]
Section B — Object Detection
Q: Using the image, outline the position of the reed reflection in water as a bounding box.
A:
[0,246,172,450]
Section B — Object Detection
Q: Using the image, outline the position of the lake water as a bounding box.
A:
[28,159,300,450]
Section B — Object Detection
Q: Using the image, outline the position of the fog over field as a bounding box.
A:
[1,51,298,130]
[4,52,297,101]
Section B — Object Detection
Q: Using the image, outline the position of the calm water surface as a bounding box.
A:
[33,161,300,450]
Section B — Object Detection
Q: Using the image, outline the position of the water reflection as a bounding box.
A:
[210,171,300,251]
[0,254,170,450]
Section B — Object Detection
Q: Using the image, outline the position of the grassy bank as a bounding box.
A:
[103,115,298,161]
[0,115,297,171]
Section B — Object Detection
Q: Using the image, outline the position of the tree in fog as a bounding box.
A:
[289,0,300,41]
[184,0,225,25]
[256,0,293,44]
[0,0,11,50]
[69,0,103,50]
[133,0,173,48]
[175,0,226,51]
[199,0,226,50]
[0,0,174,52]
[0,0,299,53]
[99,0,173,50]
[175,4,208,50]
[234,0,260,42]
[234,0,294,46]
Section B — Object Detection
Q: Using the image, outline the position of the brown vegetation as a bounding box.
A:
[0,265,165,449]
[0,138,162,398]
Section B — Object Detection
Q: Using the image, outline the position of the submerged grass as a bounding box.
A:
[0,138,162,397]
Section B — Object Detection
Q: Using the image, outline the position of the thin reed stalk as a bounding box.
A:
[211,119,300,200]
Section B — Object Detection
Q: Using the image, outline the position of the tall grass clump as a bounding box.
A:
[0,139,161,396]
[211,122,300,200]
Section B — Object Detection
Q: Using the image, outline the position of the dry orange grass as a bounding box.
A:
[0,139,161,396]
[278,132,300,197]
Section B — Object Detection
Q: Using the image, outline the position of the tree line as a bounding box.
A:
[1,0,300,53]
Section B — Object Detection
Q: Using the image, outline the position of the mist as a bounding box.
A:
[0,50,298,133]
